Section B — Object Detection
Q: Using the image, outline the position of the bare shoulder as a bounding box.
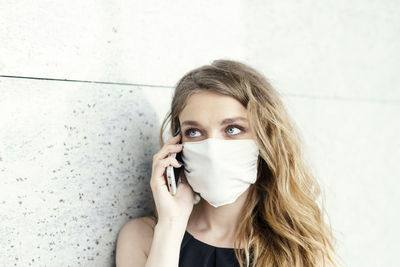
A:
[119,215,157,236]
[115,216,157,267]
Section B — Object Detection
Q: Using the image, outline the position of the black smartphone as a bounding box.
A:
[166,127,184,195]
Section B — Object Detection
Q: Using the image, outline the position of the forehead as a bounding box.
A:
[179,91,248,124]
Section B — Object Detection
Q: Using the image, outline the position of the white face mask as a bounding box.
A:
[181,138,259,208]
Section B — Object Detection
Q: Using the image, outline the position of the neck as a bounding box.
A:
[187,186,251,236]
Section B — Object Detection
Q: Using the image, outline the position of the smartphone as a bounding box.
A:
[166,127,184,195]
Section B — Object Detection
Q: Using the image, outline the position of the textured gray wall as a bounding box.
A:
[0,79,173,266]
[1,0,399,266]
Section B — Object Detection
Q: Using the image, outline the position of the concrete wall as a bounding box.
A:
[1,1,398,266]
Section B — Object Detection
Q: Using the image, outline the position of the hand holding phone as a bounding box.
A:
[149,126,195,224]
[166,127,185,195]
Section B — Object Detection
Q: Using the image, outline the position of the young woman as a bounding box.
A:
[116,59,342,267]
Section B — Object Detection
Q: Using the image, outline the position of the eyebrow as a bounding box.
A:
[181,116,248,127]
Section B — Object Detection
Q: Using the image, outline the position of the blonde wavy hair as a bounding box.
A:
[152,59,343,267]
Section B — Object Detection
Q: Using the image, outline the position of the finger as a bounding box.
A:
[165,131,182,146]
[152,156,183,182]
[153,133,182,160]
[150,150,183,189]
[155,143,184,162]
[160,156,182,168]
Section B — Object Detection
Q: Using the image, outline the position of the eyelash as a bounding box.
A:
[184,124,246,138]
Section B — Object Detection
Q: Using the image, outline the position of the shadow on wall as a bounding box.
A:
[0,77,161,266]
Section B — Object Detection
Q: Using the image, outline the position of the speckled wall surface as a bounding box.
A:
[0,78,173,266]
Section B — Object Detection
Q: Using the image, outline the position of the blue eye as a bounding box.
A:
[226,125,242,135]
[186,128,201,138]
[184,125,245,138]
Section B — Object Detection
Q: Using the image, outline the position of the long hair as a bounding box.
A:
[153,59,343,267]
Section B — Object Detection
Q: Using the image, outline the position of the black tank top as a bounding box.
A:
[179,230,242,267]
